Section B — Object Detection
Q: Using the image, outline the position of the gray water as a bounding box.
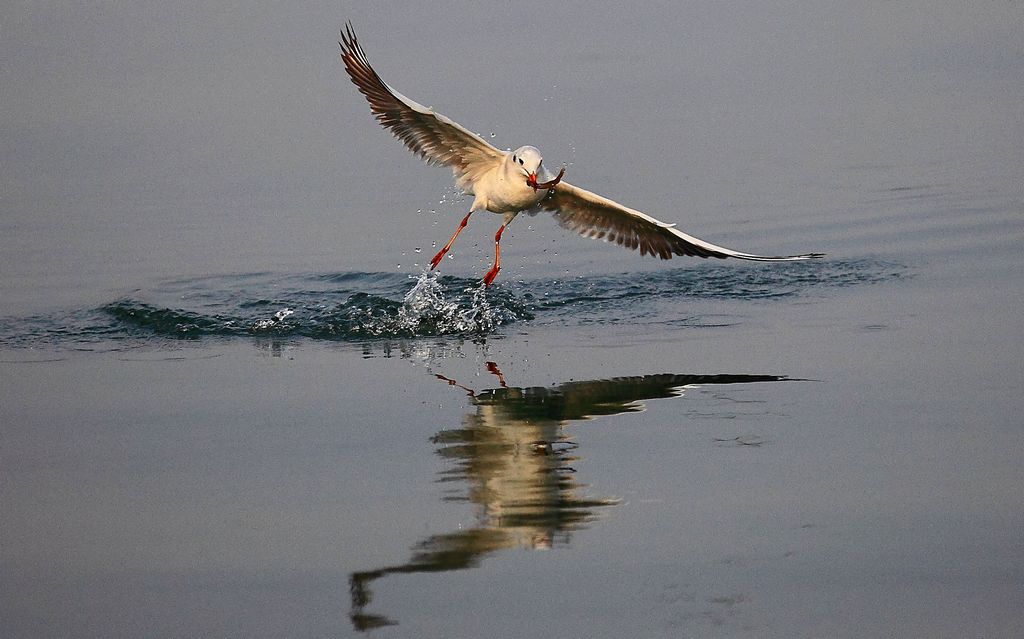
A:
[2,2,1023,637]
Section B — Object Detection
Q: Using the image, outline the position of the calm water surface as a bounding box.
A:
[3,2,1022,637]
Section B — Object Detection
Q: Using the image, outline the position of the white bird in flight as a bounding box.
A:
[339,23,823,286]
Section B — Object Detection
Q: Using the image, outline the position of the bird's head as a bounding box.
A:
[511,146,545,187]
[511,146,564,191]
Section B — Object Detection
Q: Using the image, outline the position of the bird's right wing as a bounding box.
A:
[539,181,824,261]
[339,23,505,191]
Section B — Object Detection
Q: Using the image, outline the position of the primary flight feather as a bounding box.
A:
[339,23,823,285]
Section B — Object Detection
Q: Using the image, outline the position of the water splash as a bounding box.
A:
[349,271,526,337]
[251,308,295,331]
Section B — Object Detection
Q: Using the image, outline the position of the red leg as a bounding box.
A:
[429,211,472,270]
[485,361,508,388]
[482,224,506,287]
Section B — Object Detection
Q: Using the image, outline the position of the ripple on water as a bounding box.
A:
[0,259,903,347]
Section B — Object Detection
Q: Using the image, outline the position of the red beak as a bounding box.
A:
[527,172,538,189]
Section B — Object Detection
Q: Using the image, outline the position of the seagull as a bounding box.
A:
[339,23,823,286]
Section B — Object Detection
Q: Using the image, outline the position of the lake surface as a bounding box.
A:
[2,2,1022,637]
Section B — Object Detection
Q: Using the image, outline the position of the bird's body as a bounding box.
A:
[468,148,550,217]
[339,24,822,285]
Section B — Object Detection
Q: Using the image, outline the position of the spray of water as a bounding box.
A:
[386,271,515,336]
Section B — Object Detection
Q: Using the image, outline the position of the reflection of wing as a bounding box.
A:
[475,373,789,420]
[349,528,502,631]
[539,182,825,261]
[339,23,504,191]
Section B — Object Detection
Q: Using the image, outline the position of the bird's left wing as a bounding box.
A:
[340,23,504,190]
[539,181,824,261]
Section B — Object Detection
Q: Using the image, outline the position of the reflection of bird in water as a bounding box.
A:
[339,24,823,286]
[348,365,789,630]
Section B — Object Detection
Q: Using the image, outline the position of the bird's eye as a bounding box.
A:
[518,157,524,165]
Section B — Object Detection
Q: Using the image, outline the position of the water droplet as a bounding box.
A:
[414,247,422,253]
